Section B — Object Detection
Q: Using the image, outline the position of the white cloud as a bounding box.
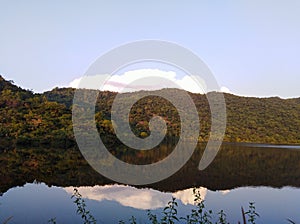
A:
[68,78,81,88]
[68,69,207,93]
[64,185,207,210]
[220,86,231,94]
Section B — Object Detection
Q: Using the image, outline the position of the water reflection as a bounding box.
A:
[239,143,300,150]
[173,188,207,205]
[1,143,300,222]
[220,190,231,195]
[1,182,300,223]
[2,143,300,195]
[64,185,208,210]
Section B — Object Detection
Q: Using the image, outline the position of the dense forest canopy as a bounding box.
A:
[0,75,300,149]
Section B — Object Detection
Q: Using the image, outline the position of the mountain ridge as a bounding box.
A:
[0,75,300,148]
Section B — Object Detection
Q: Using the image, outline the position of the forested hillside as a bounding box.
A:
[0,75,299,149]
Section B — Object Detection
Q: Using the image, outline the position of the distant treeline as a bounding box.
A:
[0,75,300,149]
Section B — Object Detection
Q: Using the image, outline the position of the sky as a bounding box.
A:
[0,1,300,98]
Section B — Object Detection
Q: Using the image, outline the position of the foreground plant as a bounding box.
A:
[121,188,260,224]
[48,217,57,224]
[60,187,262,224]
[71,188,97,224]
[242,202,259,224]
[217,210,229,224]
[0,202,13,224]
[190,188,213,224]
[147,210,159,224]
[161,197,179,224]
[1,216,13,224]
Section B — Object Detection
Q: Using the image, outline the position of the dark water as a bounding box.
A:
[1,143,300,223]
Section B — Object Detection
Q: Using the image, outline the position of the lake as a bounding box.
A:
[1,143,300,223]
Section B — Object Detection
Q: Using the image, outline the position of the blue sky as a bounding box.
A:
[0,1,299,98]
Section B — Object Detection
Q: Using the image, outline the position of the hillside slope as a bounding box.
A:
[0,75,299,149]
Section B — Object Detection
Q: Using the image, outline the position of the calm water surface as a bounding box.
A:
[1,183,300,223]
[1,143,300,223]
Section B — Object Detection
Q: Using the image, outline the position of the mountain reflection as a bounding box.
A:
[64,185,208,210]
[1,143,300,195]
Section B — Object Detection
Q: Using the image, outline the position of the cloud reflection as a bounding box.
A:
[173,188,207,205]
[219,190,231,195]
[64,185,208,210]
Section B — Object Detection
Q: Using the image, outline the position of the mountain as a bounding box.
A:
[0,75,299,149]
